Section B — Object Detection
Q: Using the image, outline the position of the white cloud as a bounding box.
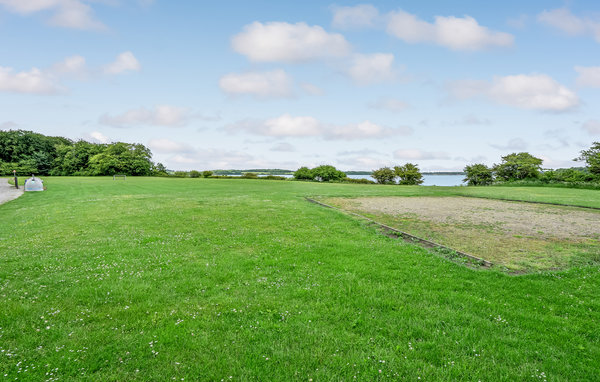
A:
[538,8,600,42]
[103,51,141,75]
[393,149,450,160]
[0,0,106,30]
[368,97,409,112]
[575,66,600,87]
[490,138,528,151]
[231,21,351,63]
[582,120,600,135]
[331,4,379,29]
[345,53,395,85]
[0,66,60,94]
[337,155,389,169]
[219,69,293,98]
[99,105,191,127]
[448,74,579,112]
[270,142,295,152]
[225,114,411,141]
[85,131,110,144]
[51,55,87,76]
[386,10,514,51]
[148,138,194,154]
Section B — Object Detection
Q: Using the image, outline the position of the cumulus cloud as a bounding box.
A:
[219,69,293,98]
[51,55,87,76]
[393,149,450,160]
[490,138,528,151]
[538,8,600,42]
[231,21,351,63]
[300,83,324,96]
[368,97,409,112]
[345,53,396,85]
[103,52,141,75]
[448,74,579,112]
[575,66,600,87]
[386,10,514,50]
[331,4,379,29]
[582,120,600,135]
[99,105,192,127]
[225,114,411,141]
[84,131,110,144]
[0,0,106,30]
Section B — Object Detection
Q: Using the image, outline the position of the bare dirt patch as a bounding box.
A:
[325,196,600,271]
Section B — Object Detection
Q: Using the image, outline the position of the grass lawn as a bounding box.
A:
[0,177,599,380]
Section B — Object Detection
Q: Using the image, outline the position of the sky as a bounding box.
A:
[1,0,600,171]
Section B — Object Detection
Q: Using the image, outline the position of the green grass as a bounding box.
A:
[1,177,599,380]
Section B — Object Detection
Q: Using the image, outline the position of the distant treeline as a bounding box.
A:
[0,130,166,176]
[213,169,293,175]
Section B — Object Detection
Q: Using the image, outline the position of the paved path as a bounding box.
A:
[0,178,24,205]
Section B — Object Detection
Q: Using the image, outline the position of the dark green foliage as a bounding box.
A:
[202,170,213,178]
[261,175,287,180]
[0,129,156,176]
[152,162,168,176]
[395,163,424,185]
[343,177,375,184]
[372,167,396,184]
[576,142,600,176]
[311,165,346,182]
[293,166,314,180]
[173,171,188,178]
[493,152,543,181]
[242,172,258,179]
[463,163,494,186]
[542,168,596,183]
[189,170,201,178]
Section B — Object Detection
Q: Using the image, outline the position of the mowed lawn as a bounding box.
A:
[0,177,599,381]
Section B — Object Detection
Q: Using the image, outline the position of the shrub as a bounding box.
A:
[241,172,258,179]
[343,177,375,184]
[189,170,201,178]
[202,170,213,178]
[293,167,314,180]
[261,175,287,180]
[463,164,493,186]
[395,163,424,185]
[312,165,346,182]
[173,171,188,178]
[372,167,396,184]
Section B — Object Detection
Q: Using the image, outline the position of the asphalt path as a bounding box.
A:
[0,178,24,205]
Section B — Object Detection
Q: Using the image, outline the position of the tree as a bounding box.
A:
[311,165,346,182]
[202,170,213,178]
[293,166,314,180]
[493,152,543,181]
[394,163,424,185]
[463,164,493,186]
[152,163,168,176]
[576,142,600,176]
[189,170,201,178]
[371,167,396,184]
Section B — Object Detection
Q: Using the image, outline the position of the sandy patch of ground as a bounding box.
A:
[0,178,24,205]
[344,196,600,241]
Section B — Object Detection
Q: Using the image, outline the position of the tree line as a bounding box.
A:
[0,130,167,176]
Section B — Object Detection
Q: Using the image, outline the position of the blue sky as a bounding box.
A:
[1,0,600,171]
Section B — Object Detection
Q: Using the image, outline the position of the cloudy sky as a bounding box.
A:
[1,0,599,171]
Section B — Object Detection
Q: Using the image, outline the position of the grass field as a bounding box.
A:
[1,177,599,380]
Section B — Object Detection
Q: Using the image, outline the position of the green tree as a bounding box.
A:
[88,142,153,176]
[463,164,494,186]
[394,163,424,185]
[311,165,346,182]
[493,152,543,181]
[202,170,213,178]
[152,163,168,176]
[371,167,396,184]
[189,170,201,178]
[293,166,314,180]
[576,142,600,176]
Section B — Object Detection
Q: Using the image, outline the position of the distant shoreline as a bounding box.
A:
[212,169,466,176]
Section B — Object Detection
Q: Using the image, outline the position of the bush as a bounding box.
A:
[241,172,258,179]
[173,171,188,178]
[343,177,375,184]
[261,175,287,180]
[372,167,396,184]
[395,163,423,185]
[202,170,213,178]
[189,170,201,178]
[463,164,493,186]
[293,167,314,180]
[312,165,346,182]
